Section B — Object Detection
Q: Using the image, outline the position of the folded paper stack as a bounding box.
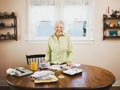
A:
[31,70,58,83]
[63,68,83,75]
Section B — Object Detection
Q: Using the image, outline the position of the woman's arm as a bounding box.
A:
[66,36,73,66]
[45,38,51,63]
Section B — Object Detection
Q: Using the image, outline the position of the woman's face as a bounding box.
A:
[55,23,64,37]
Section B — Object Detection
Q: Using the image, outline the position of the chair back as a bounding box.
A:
[26,54,45,65]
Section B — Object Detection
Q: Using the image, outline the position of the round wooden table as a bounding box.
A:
[6,64,115,90]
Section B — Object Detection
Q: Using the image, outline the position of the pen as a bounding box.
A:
[16,69,24,73]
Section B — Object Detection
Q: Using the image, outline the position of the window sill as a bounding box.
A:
[26,39,94,44]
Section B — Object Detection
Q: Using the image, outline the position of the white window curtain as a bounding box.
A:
[27,0,94,42]
[30,0,55,6]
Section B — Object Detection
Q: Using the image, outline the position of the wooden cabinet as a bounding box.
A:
[103,15,120,40]
[0,13,17,41]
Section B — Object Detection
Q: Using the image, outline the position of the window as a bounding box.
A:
[28,0,94,42]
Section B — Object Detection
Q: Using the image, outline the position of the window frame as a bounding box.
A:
[27,0,95,43]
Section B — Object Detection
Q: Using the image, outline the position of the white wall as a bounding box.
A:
[0,0,120,85]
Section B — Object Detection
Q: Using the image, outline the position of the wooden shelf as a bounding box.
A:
[0,26,16,29]
[103,15,120,40]
[0,39,16,40]
[104,27,120,29]
[0,16,16,19]
[0,34,17,41]
[0,14,17,41]
[103,36,120,40]
[104,17,120,20]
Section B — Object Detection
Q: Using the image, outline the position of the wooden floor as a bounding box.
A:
[0,86,120,90]
[110,87,120,90]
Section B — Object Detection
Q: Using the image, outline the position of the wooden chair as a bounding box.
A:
[26,54,45,65]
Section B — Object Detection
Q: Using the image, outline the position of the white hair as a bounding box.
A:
[54,20,64,28]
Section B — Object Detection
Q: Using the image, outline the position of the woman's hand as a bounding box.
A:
[44,60,49,63]
[66,61,73,67]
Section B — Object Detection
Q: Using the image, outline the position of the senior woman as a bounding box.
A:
[45,21,73,67]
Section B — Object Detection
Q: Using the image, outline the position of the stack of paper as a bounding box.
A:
[63,68,83,75]
[31,70,58,83]
[6,67,33,77]
[49,64,71,70]
[49,64,81,70]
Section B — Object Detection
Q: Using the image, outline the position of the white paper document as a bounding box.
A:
[63,68,83,75]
